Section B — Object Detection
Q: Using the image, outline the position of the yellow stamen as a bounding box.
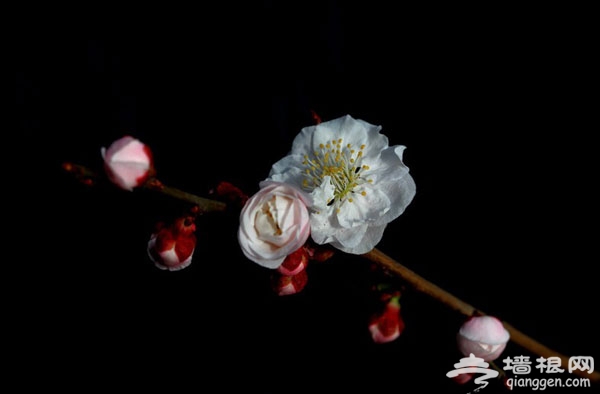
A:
[301,135,372,207]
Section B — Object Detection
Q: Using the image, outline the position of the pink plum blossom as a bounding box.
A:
[457,315,510,361]
[101,135,153,191]
[238,181,311,269]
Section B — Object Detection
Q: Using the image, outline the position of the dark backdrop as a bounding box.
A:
[16,2,598,392]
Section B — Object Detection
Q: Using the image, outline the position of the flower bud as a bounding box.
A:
[368,295,405,344]
[211,181,249,209]
[277,247,309,276]
[271,269,308,296]
[147,216,196,271]
[304,241,335,263]
[457,315,510,361]
[101,135,153,191]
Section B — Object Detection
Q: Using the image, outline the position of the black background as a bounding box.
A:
[16,2,598,392]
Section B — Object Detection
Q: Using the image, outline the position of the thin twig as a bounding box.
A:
[63,162,599,384]
[62,163,226,213]
[363,248,600,384]
[144,178,226,213]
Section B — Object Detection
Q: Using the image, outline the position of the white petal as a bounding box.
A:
[310,176,335,211]
[259,180,313,207]
[270,195,291,231]
[365,145,410,184]
[165,255,193,271]
[337,187,390,228]
[260,226,297,248]
[309,210,336,245]
[267,155,306,188]
[330,223,369,249]
[254,208,278,239]
[331,223,387,254]
[333,115,370,145]
[291,118,346,156]
[111,138,151,165]
[374,173,416,226]
[353,118,390,159]
[238,232,286,269]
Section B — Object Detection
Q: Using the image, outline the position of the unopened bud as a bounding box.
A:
[277,247,308,276]
[368,295,405,344]
[271,270,308,296]
[101,136,153,191]
[457,315,510,361]
[148,216,196,271]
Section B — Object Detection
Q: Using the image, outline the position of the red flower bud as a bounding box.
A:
[211,181,249,208]
[310,109,322,125]
[303,242,335,262]
[277,247,309,276]
[368,295,405,344]
[147,216,196,271]
[310,247,335,262]
[271,269,308,296]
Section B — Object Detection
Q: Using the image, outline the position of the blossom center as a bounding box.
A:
[302,138,372,207]
[255,196,283,237]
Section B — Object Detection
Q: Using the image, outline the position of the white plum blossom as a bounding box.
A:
[266,115,416,254]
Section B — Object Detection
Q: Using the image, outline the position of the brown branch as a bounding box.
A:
[144,178,226,213]
[63,162,598,384]
[363,248,600,384]
[62,163,226,213]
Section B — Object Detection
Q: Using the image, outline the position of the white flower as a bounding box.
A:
[238,181,312,269]
[266,115,416,254]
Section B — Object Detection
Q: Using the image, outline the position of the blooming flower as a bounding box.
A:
[457,315,510,361]
[266,114,416,254]
[101,135,153,191]
[238,181,312,269]
[147,215,197,271]
[368,294,405,344]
